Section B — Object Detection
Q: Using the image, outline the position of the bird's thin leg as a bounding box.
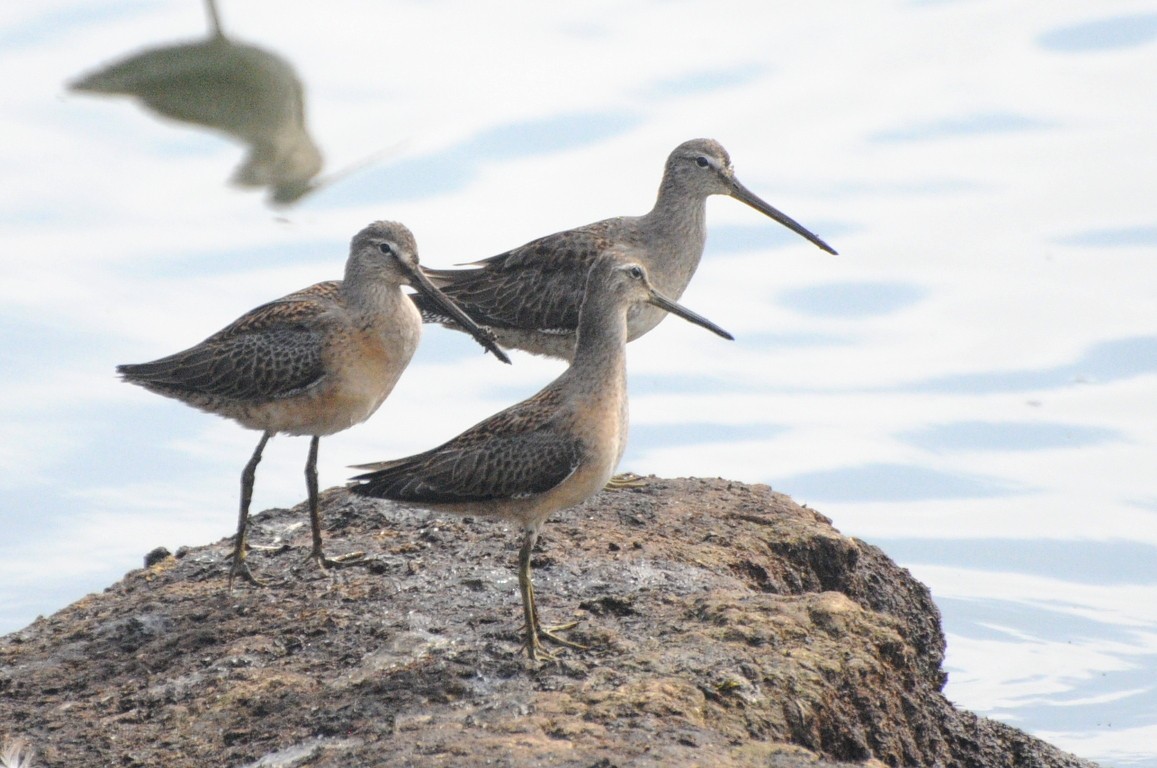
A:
[306,436,364,570]
[229,431,272,589]
[518,528,545,659]
[517,529,585,660]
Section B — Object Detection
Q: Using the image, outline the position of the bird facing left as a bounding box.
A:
[117,220,510,587]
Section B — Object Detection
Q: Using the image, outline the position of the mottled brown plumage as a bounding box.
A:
[121,283,335,416]
[351,253,733,659]
[414,138,835,359]
[119,220,509,586]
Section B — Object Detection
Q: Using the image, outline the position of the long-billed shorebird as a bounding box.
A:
[413,138,835,360]
[349,253,732,659]
[118,221,510,587]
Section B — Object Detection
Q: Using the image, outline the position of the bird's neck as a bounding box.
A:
[651,175,708,227]
[570,289,629,379]
[342,272,403,322]
[643,180,709,281]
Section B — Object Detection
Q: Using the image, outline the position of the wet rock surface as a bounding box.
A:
[1,477,1098,767]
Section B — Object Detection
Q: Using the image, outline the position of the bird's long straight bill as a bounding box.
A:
[647,291,733,340]
[730,179,838,255]
[404,265,512,364]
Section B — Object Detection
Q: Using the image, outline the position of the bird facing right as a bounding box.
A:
[413,138,835,360]
[350,252,733,659]
[118,220,508,587]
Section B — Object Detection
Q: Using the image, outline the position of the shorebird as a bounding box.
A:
[413,138,836,360]
[118,220,509,587]
[349,253,733,659]
[70,0,322,204]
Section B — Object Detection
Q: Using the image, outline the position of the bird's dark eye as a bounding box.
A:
[377,242,394,256]
[695,156,710,168]
[628,266,644,279]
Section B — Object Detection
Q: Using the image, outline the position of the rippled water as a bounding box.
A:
[2,2,1154,765]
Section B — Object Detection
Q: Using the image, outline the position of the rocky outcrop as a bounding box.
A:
[0,478,1099,767]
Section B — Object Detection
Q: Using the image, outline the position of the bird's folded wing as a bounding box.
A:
[351,427,583,504]
[118,287,338,401]
[414,231,615,332]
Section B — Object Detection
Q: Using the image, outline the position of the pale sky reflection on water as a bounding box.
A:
[1,2,1155,765]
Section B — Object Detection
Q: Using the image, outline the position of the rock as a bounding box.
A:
[0,478,1099,767]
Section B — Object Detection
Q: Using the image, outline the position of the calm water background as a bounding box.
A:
[2,2,1155,765]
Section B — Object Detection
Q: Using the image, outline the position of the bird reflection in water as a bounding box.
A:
[69,0,323,204]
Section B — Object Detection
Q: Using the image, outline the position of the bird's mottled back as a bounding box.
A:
[117,284,338,408]
[409,138,834,359]
[417,231,620,334]
[351,387,582,504]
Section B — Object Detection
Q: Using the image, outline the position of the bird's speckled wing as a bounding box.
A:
[208,281,341,339]
[117,282,340,401]
[351,388,583,503]
[413,225,621,333]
